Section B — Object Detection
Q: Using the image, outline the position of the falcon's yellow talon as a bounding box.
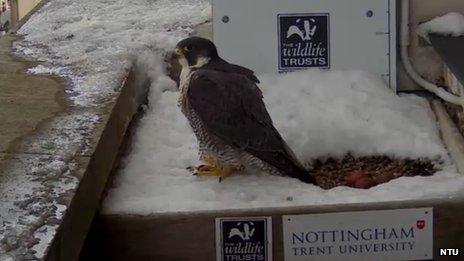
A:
[197,164,215,172]
[190,163,234,181]
[193,164,218,176]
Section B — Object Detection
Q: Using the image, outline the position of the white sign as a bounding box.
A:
[283,208,433,260]
[213,0,397,90]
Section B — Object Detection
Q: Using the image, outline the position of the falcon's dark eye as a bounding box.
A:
[184,45,193,52]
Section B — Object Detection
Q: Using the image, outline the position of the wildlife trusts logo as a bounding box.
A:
[287,18,318,41]
[278,13,330,71]
[228,222,256,241]
[216,217,272,261]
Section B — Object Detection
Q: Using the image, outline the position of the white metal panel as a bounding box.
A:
[282,208,433,260]
[213,0,396,90]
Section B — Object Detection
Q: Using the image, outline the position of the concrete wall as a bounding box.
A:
[10,0,17,28]
[0,0,11,28]
[10,0,41,28]
[398,0,464,91]
[17,0,41,21]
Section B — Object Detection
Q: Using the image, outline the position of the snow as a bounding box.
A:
[418,12,464,42]
[0,155,79,259]
[102,61,464,215]
[31,225,58,260]
[27,65,64,75]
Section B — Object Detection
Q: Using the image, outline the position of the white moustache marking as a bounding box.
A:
[190,56,211,69]
[178,56,189,68]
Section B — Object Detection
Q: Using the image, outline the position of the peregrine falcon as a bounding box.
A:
[174,37,315,184]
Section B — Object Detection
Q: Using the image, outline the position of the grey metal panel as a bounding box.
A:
[430,35,464,87]
[213,0,396,90]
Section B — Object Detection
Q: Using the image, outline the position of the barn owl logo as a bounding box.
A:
[286,18,317,41]
[228,222,256,241]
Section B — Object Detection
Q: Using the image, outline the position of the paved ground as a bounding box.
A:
[0,33,83,260]
[0,35,65,153]
[0,32,141,260]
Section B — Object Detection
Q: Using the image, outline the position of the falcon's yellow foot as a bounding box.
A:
[187,164,232,182]
[194,164,218,176]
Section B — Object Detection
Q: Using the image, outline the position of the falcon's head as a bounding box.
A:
[174,37,218,69]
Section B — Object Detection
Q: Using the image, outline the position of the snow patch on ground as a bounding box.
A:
[103,63,464,215]
[26,65,64,75]
[418,12,464,42]
[31,225,58,259]
[0,155,79,259]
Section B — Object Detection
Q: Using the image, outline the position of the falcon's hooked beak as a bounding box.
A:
[174,47,184,57]
[174,47,210,69]
[173,47,189,68]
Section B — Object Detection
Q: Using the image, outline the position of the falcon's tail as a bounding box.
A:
[279,140,316,184]
[248,148,316,184]
[284,162,316,184]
